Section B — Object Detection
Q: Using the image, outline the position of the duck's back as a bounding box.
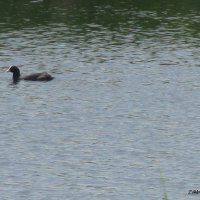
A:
[21,72,53,81]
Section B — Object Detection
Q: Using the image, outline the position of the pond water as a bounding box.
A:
[0,0,200,199]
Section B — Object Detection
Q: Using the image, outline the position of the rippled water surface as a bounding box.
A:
[1,0,200,199]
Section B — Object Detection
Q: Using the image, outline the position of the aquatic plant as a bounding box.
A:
[159,170,169,200]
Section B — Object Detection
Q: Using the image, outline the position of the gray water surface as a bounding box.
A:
[0,1,200,199]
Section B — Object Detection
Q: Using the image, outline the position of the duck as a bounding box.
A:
[7,65,54,82]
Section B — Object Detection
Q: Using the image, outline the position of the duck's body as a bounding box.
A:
[21,72,53,81]
[7,66,53,82]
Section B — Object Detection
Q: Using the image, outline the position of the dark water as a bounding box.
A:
[1,0,200,199]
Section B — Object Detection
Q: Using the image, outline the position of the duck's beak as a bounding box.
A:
[6,68,10,72]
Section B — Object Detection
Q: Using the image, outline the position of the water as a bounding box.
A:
[0,0,200,199]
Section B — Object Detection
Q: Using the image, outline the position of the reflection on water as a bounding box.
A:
[0,0,200,199]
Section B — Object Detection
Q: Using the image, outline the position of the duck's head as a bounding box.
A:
[7,65,21,82]
[7,65,20,73]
